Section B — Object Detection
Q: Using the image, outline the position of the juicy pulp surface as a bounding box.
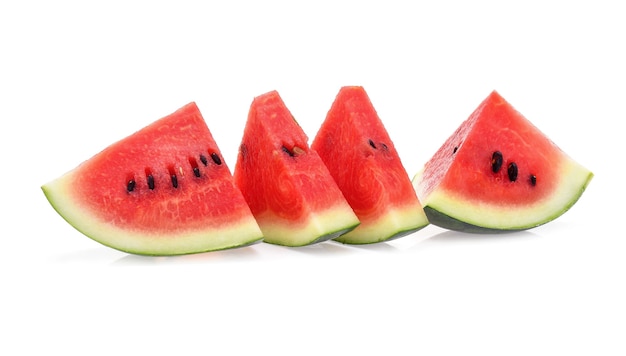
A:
[42,102,263,255]
[413,90,593,231]
[311,86,429,244]
[233,91,360,246]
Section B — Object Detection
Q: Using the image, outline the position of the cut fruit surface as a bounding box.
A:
[233,91,360,246]
[312,86,429,244]
[412,90,593,232]
[42,102,263,255]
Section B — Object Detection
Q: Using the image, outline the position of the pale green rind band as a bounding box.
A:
[255,206,360,247]
[334,204,429,244]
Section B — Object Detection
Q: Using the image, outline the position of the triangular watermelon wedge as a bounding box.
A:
[233,91,360,246]
[312,86,429,244]
[42,103,264,255]
[412,90,593,232]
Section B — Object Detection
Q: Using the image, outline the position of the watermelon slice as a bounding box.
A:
[233,91,360,246]
[412,90,593,232]
[311,86,429,244]
[42,102,264,255]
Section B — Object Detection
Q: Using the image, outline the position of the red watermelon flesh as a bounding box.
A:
[233,90,360,246]
[312,86,429,244]
[412,90,593,232]
[42,102,263,255]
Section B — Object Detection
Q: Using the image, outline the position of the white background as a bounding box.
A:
[1,1,624,355]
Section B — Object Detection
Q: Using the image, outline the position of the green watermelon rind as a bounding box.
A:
[333,205,429,244]
[286,223,359,247]
[413,159,594,233]
[42,172,265,256]
[334,226,425,245]
[253,206,361,247]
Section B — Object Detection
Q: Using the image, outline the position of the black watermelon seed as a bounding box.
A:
[211,152,222,165]
[126,179,136,192]
[530,174,537,186]
[282,146,294,157]
[507,162,518,182]
[453,146,458,154]
[188,157,201,177]
[368,139,377,149]
[147,174,155,190]
[199,154,208,166]
[167,166,179,188]
[491,151,503,173]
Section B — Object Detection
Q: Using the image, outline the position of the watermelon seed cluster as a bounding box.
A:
[126,150,223,192]
[281,145,305,157]
[490,151,536,186]
[199,152,222,166]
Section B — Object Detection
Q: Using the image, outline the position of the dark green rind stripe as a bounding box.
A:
[310,224,360,245]
[333,224,428,245]
[424,206,527,234]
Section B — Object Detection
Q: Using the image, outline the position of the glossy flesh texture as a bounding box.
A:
[42,103,263,255]
[233,91,360,246]
[312,86,429,244]
[412,91,593,232]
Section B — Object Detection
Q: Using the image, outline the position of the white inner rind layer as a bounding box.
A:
[42,173,264,256]
[334,204,429,244]
[414,158,593,230]
[255,205,360,247]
